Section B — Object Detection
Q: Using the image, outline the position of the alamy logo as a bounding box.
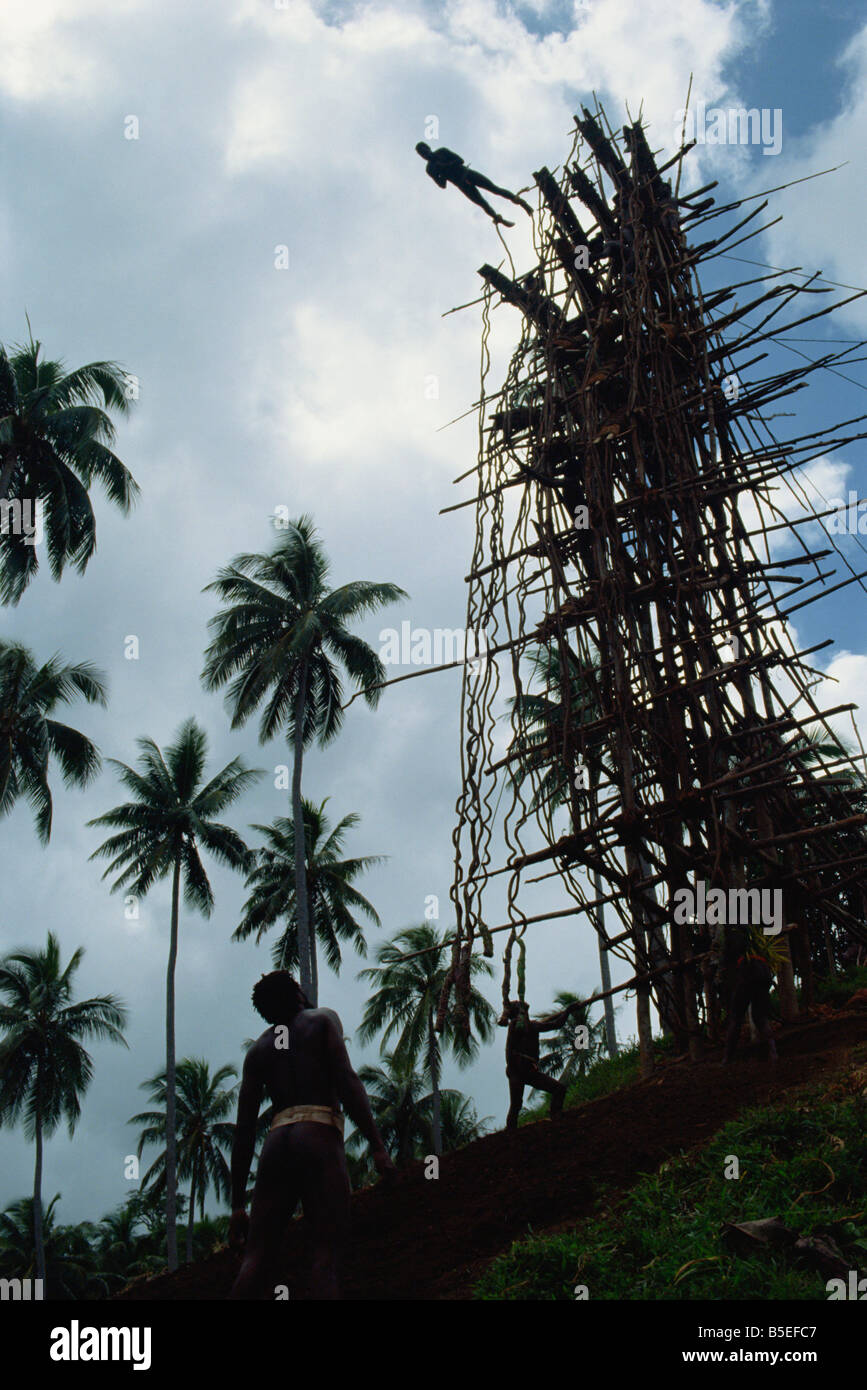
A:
[49,1320,152,1371]
[0,1277,44,1300]
[672,880,782,934]
[0,497,44,546]
[674,103,783,156]
[826,1270,867,1300]
[379,622,488,670]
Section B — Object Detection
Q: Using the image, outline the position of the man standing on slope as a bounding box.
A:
[722,926,778,1065]
[503,998,583,1130]
[228,971,394,1299]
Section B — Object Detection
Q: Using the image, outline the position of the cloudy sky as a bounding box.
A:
[2,0,867,1226]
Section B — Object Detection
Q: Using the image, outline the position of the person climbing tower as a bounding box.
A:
[502,997,583,1130]
[415,142,533,227]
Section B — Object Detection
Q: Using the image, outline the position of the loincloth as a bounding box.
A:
[507,1055,542,1080]
[270,1105,344,1136]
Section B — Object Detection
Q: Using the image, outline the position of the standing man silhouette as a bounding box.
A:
[228,972,394,1300]
[503,998,582,1130]
[722,927,778,1065]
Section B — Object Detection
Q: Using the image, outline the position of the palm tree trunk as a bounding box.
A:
[185,1169,197,1264]
[428,1011,442,1156]
[33,1103,46,1285]
[592,868,618,1056]
[292,664,314,1003]
[309,904,319,1006]
[165,855,181,1272]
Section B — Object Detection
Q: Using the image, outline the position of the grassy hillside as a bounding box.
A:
[476,1051,867,1299]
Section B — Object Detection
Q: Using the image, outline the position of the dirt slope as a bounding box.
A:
[115,1009,867,1301]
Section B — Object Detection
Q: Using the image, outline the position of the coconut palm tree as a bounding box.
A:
[345,1054,434,1166]
[538,989,607,1084]
[0,641,107,842]
[0,334,138,604]
[357,923,496,1156]
[104,1187,178,1279]
[187,1213,230,1263]
[129,1058,237,1263]
[345,1056,486,1165]
[92,1201,158,1286]
[0,932,128,1284]
[434,1089,491,1150]
[508,642,620,1055]
[0,1195,110,1299]
[344,1148,376,1192]
[236,798,383,994]
[201,515,407,1003]
[88,718,260,1272]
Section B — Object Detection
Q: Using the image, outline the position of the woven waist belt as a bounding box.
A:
[270,1105,344,1136]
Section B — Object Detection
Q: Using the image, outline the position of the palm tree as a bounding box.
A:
[344,1147,376,1192]
[538,990,607,1085]
[236,798,383,994]
[129,1058,237,1263]
[201,515,407,1003]
[0,334,138,604]
[0,932,128,1284]
[187,1213,230,1263]
[93,1202,158,1286]
[434,1089,491,1151]
[88,718,260,1272]
[106,1187,178,1279]
[508,643,620,1055]
[0,1195,110,1299]
[357,924,496,1156]
[345,1054,434,1166]
[0,641,107,842]
[346,1057,486,1165]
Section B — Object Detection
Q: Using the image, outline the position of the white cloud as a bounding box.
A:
[763,23,867,335]
[0,0,145,102]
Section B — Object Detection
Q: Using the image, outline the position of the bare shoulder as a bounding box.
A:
[303,1006,344,1036]
[243,1029,273,1072]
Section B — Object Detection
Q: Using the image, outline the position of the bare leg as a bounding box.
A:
[724,972,754,1064]
[298,1128,351,1300]
[229,1130,299,1300]
[750,982,777,1065]
[723,1007,747,1064]
[523,1066,567,1118]
[506,1077,525,1130]
[453,179,515,226]
[469,171,533,214]
[759,1016,778,1064]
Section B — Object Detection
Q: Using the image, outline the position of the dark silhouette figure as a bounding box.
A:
[723,928,778,1064]
[228,972,394,1300]
[503,998,580,1130]
[415,142,532,227]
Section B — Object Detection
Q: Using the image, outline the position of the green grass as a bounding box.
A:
[476,1065,867,1300]
[813,965,867,1009]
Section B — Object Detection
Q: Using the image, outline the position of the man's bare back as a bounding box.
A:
[250,1007,346,1112]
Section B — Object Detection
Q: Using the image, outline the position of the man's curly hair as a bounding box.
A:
[251,971,309,1024]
